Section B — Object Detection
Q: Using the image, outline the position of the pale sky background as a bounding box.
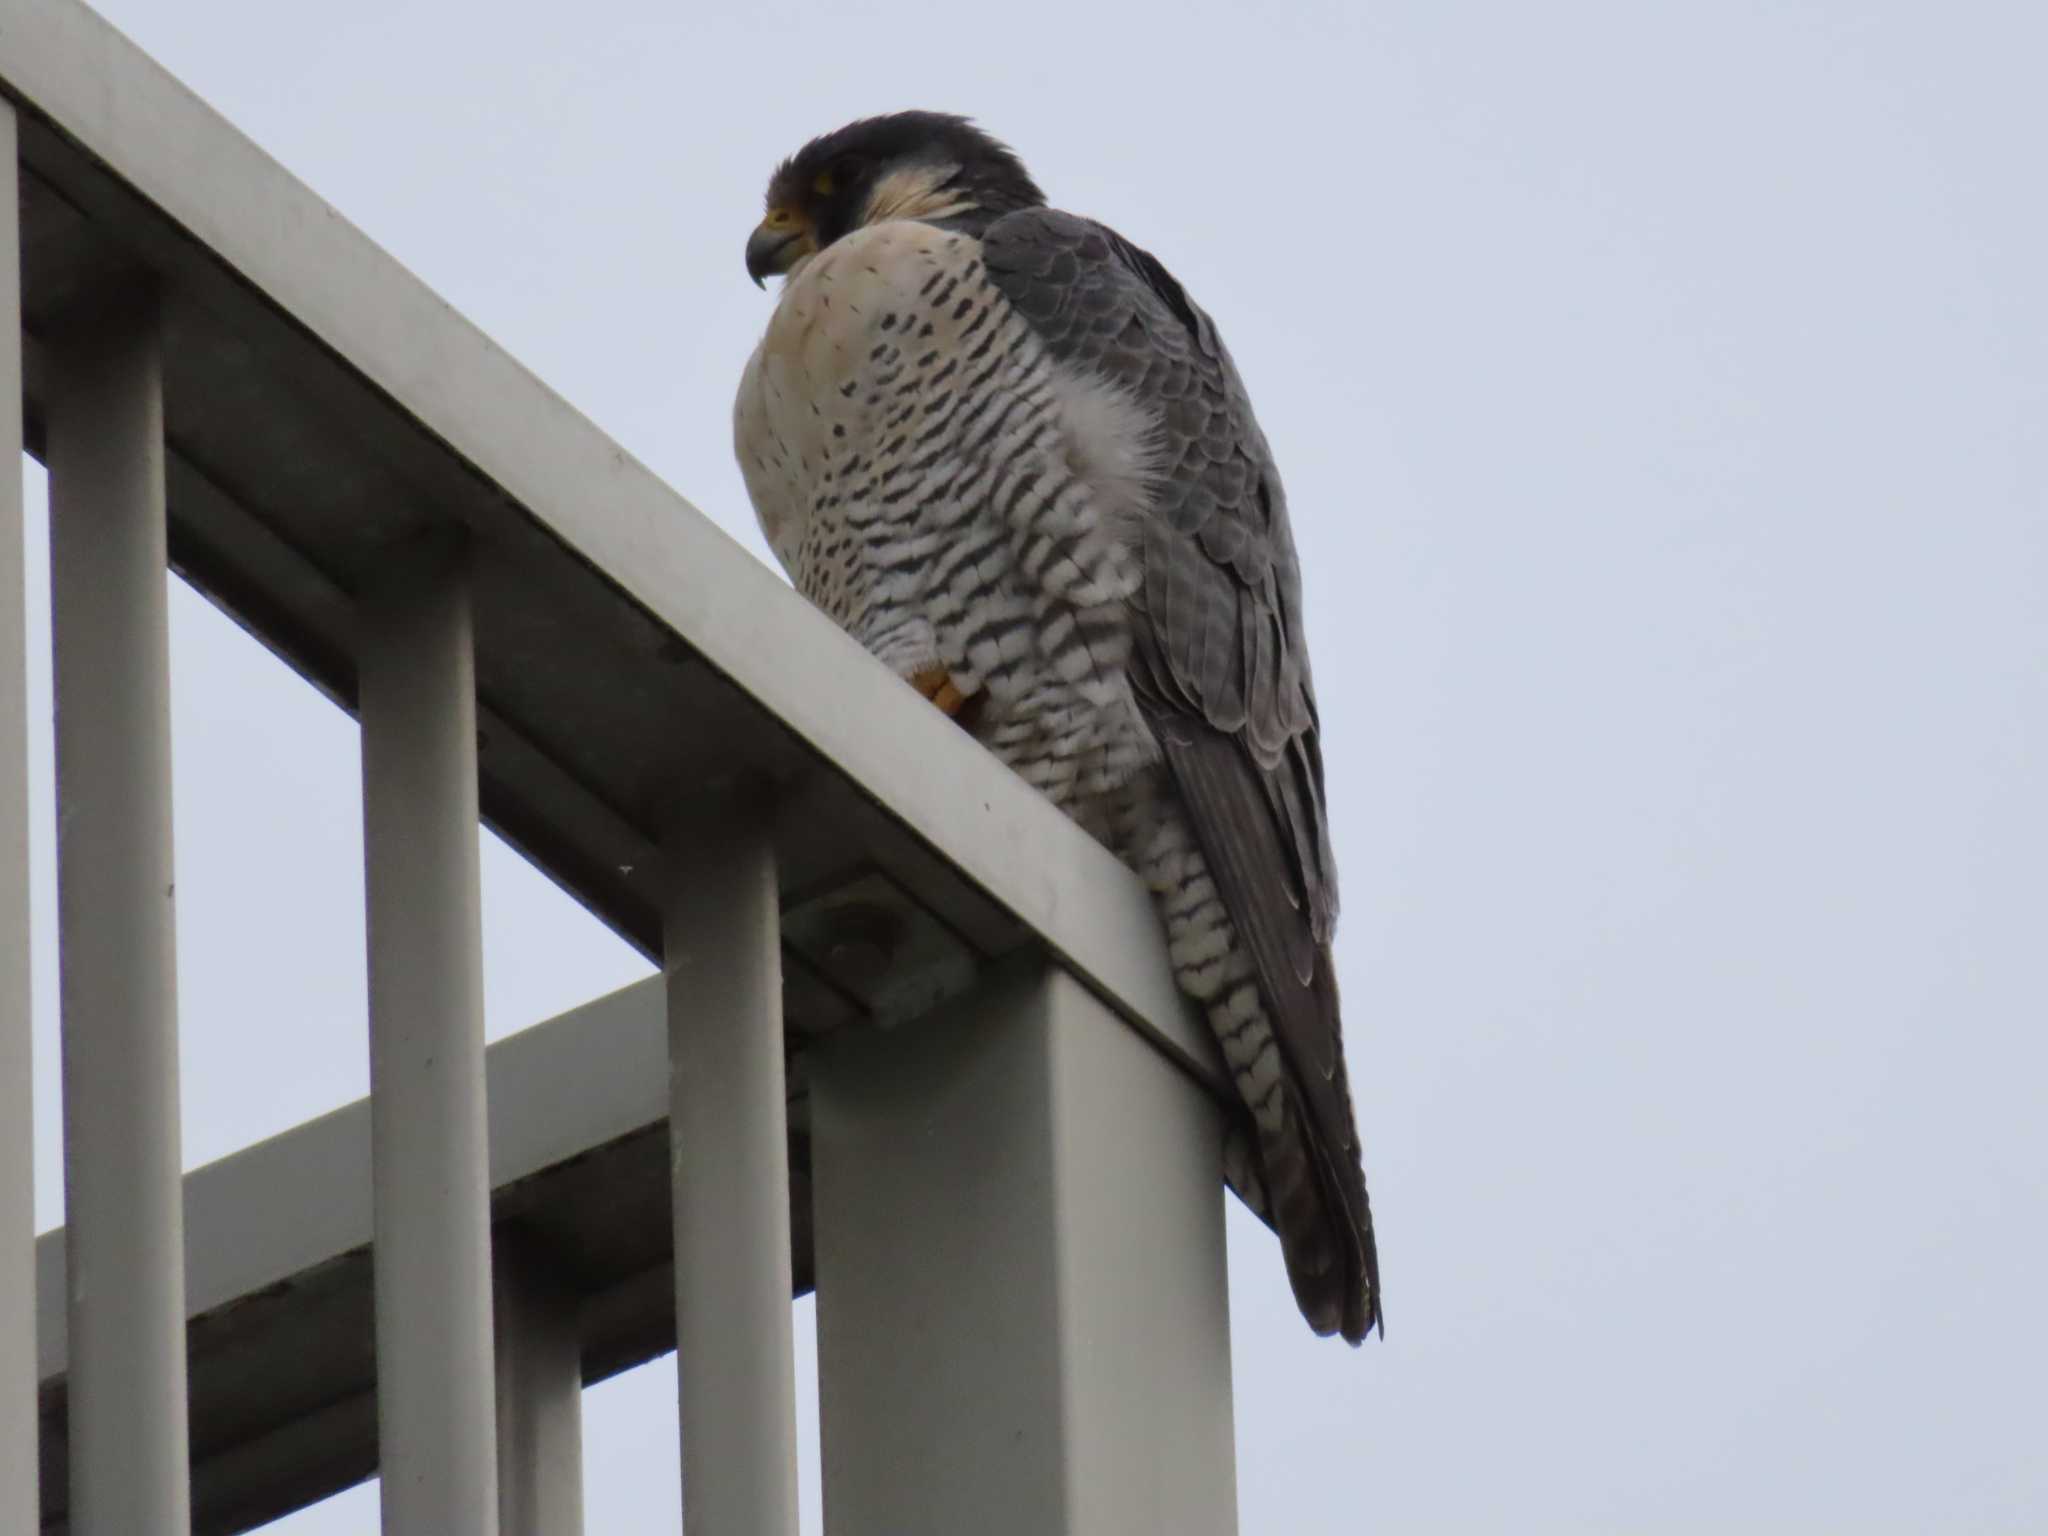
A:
[17,0,2047,1530]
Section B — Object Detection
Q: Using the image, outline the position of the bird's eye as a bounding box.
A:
[812,170,835,197]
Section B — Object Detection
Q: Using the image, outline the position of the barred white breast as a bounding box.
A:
[735,218,1160,822]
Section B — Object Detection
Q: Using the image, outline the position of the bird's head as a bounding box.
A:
[746,111,1045,287]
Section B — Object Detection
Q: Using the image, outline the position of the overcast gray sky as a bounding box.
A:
[19,0,2047,1530]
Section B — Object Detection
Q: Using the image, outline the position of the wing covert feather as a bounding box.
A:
[983,208,1376,1337]
[981,208,1338,957]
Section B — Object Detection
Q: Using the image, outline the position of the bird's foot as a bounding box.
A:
[908,665,971,718]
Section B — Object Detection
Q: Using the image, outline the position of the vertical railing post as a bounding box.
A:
[47,287,188,1535]
[810,958,1239,1536]
[661,792,799,1536]
[0,99,36,1536]
[359,541,500,1534]
[492,1231,586,1536]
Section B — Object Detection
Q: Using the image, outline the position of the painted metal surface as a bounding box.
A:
[493,1234,585,1536]
[664,803,800,1536]
[0,96,35,1536]
[32,977,714,1534]
[47,290,188,1534]
[360,550,501,1534]
[812,960,1239,1536]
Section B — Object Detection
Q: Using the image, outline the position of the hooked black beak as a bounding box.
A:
[746,210,813,288]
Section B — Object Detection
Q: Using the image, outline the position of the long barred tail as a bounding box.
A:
[1122,779,1379,1343]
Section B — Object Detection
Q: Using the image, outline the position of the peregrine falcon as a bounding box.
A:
[734,112,1380,1343]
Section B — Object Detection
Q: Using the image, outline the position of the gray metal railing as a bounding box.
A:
[0,2,1238,1532]
[1,95,36,1536]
